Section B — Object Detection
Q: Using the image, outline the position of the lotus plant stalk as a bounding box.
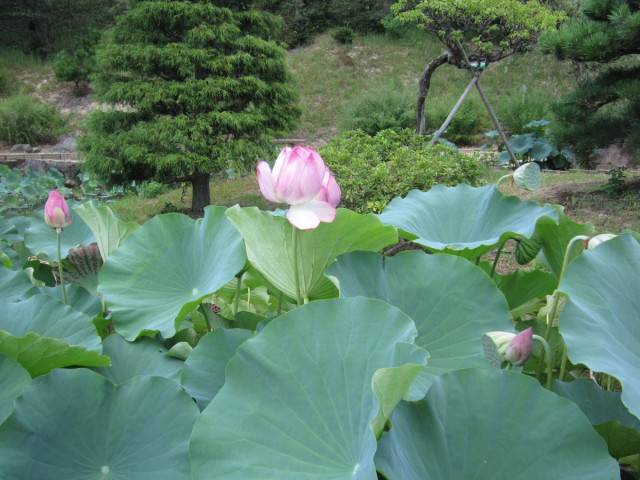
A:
[44,190,73,305]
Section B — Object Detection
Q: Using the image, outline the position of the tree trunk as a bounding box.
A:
[191,171,211,215]
[416,51,453,134]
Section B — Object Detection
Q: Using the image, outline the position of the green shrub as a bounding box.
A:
[0,95,69,145]
[319,129,486,213]
[497,84,550,135]
[331,27,355,45]
[425,99,490,145]
[339,82,416,135]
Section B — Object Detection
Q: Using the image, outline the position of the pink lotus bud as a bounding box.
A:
[44,190,72,229]
[504,327,533,366]
[257,146,341,230]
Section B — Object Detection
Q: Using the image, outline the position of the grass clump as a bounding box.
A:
[0,95,68,145]
[319,129,486,213]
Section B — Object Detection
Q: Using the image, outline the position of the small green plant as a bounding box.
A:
[331,27,355,45]
[0,95,69,145]
[319,129,485,213]
[139,181,168,199]
[603,167,627,198]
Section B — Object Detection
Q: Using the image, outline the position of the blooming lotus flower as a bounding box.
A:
[504,327,533,366]
[44,190,72,230]
[257,146,341,230]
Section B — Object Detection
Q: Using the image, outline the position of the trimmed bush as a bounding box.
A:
[0,95,69,145]
[319,129,486,213]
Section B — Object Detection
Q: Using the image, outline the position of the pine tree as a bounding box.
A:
[79,0,300,213]
[540,0,640,163]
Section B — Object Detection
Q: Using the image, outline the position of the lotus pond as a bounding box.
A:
[0,162,639,479]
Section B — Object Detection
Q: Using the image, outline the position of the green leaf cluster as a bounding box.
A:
[319,129,486,213]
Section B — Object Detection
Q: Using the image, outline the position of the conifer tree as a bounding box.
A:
[540,0,640,162]
[79,0,300,213]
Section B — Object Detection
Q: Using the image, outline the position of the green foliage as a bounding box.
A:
[53,29,100,92]
[80,0,300,213]
[392,0,565,62]
[497,83,551,135]
[0,65,15,97]
[0,95,68,145]
[339,81,415,135]
[331,27,355,45]
[540,0,640,162]
[0,0,117,57]
[427,97,490,144]
[272,0,387,46]
[0,165,68,217]
[603,167,627,198]
[319,129,485,213]
[486,119,574,169]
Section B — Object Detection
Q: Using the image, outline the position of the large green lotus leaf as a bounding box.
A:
[225,206,397,301]
[558,233,640,420]
[478,264,556,314]
[533,208,596,277]
[378,184,558,259]
[180,328,254,410]
[375,369,620,480]
[92,334,183,385]
[0,266,33,301]
[327,251,512,392]
[44,284,104,318]
[0,369,199,480]
[0,294,107,375]
[24,212,95,259]
[0,294,101,350]
[74,202,140,261]
[0,215,33,243]
[98,206,246,340]
[0,354,30,424]
[190,297,427,479]
[0,331,110,377]
[554,378,640,458]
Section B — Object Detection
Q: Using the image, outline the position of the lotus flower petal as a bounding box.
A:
[287,200,337,230]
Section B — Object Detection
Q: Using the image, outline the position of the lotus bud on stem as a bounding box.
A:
[44,190,73,305]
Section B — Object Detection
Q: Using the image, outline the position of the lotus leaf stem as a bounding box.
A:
[490,241,506,278]
[234,271,243,315]
[532,334,553,390]
[56,229,67,305]
[292,227,303,306]
[559,344,568,381]
[545,235,589,341]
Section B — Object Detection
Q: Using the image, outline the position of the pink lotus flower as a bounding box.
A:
[44,190,72,230]
[504,327,533,366]
[257,146,341,230]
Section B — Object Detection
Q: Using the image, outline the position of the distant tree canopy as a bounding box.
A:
[269,0,390,46]
[391,0,565,133]
[79,0,301,213]
[0,0,118,56]
[540,0,640,162]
